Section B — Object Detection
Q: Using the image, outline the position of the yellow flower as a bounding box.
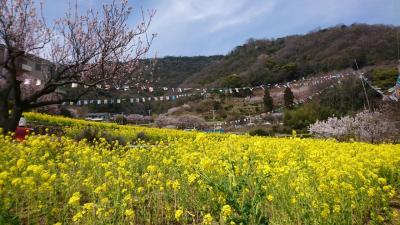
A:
[321,203,330,218]
[137,187,144,194]
[16,159,26,169]
[267,194,274,202]
[203,213,213,225]
[94,183,107,194]
[11,178,22,186]
[333,205,341,214]
[40,170,50,180]
[100,197,109,205]
[221,205,232,218]
[68,192,81,206]
[367,188,375,197]
[377,178,387,185]
[125,209,135,218]
[72,211,83,222]
[175,209,184,220]
[83,203,95,211]
[188,173,198,184]
[172,180,180,191]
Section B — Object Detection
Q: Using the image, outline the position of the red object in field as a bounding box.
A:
[15,127,30,141]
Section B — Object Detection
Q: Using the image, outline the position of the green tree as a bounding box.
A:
[284,87,294,109]
[222,74,242,87]
[284,102,333,131]
[263,88,274,112]
[370,67,398,89]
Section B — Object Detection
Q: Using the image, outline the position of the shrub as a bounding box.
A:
[135,131,149,142]
[284,103,333,131]
[249,128,271,136]
[73,127,127,146]
[114,115,127,125]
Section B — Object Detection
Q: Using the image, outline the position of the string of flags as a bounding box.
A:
[358,71,400,102]
[91,73,349,92]
[61,72,355,106]
[61,93,198,106]
[220,75,355,126]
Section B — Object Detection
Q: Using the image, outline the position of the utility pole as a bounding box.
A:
[355,59,370,111]
[211,110,216,132]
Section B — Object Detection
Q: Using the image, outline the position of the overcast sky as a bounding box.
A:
[43,0,400,57]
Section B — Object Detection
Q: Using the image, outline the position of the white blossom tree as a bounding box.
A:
[0,0,155,133]
[309,110,398,143]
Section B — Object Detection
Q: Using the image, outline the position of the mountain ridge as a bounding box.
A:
[171,23,399,88]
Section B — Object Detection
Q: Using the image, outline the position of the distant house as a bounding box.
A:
[0,45,65,100]
[0,44,52,85]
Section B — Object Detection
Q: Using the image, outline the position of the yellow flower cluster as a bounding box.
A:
[0,113,398,224]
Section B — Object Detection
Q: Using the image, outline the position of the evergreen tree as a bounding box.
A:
[284,87,295,109]
[263,88,274,112]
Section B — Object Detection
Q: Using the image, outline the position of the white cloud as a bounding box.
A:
[138,0,400,56]
[150,0,276,34]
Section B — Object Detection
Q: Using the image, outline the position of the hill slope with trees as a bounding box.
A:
[180,24,399,87]
[141,56,223,87]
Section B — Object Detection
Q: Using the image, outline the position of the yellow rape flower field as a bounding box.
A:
[0,113,399,225]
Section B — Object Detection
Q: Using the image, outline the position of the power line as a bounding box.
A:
[354,59,371,110]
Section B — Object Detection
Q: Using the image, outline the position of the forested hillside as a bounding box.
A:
[141,55,223,87]
[180,24,399,87]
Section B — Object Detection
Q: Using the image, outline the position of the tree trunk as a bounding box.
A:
[0,115,20,135]
[0,77,23,135]
[0,101,22,135]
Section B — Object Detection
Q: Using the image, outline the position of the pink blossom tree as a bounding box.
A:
[309,110,398,143]
[0,0,155,133]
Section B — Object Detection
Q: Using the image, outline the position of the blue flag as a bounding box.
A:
[397,73,400,87]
